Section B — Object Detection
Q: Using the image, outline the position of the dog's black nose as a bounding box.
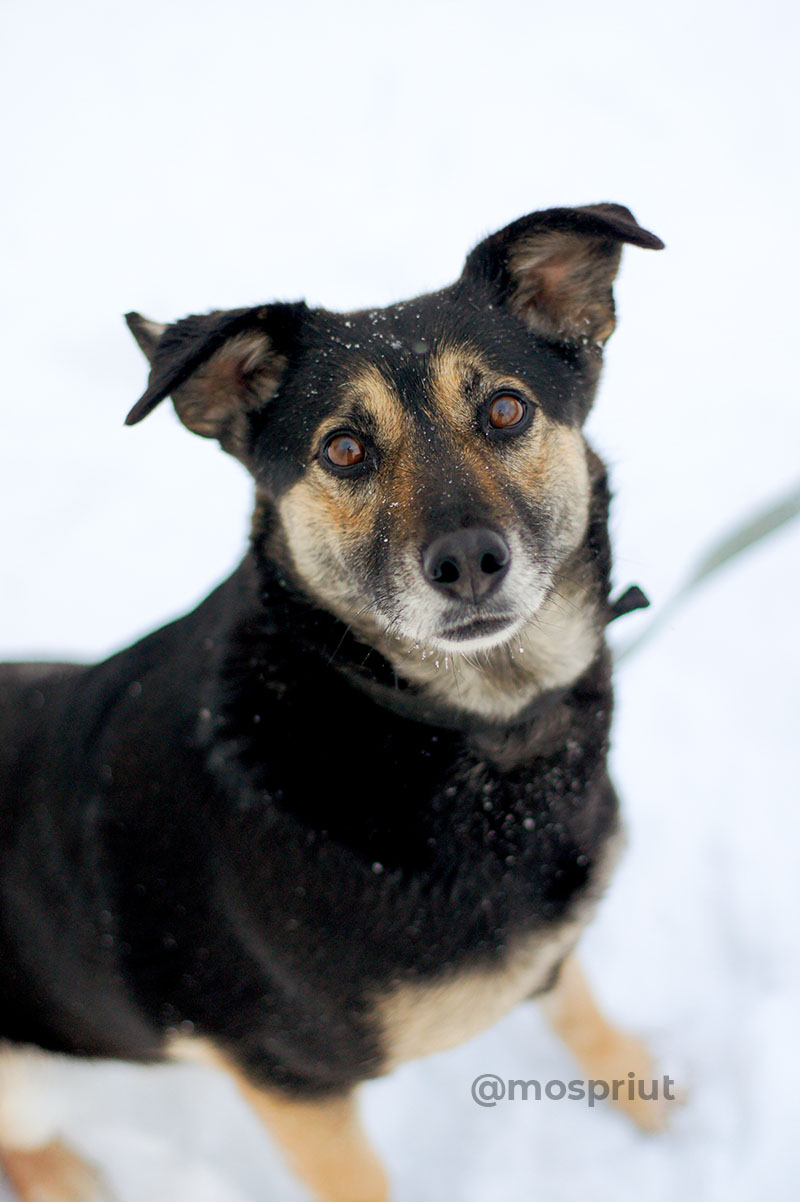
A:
[422,529,510,603]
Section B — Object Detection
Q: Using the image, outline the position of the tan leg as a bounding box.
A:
[0,1046,113,1202]
[539,956,674,1131]
[234,1076,390,1202]
[0,1140,112,1202]
[170,1038,390,1202]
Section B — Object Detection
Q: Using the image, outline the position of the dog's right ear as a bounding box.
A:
[124,303,306,462]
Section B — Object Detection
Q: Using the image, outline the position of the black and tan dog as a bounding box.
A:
[0,204,664,1202]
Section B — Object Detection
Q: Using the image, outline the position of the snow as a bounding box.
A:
[1,0,799,1198]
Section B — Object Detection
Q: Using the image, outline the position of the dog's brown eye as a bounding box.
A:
[488,394,527,429]
[323,433,366,469]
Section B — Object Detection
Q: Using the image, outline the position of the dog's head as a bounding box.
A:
[127,204,662,685]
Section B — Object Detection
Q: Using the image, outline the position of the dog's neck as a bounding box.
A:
[240,546,604,729]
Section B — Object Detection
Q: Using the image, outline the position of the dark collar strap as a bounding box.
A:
[331,585,648,735]
[608,584,650,621]
[339,664,571,735]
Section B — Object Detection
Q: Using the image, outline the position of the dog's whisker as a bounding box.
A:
[327,624,353,666]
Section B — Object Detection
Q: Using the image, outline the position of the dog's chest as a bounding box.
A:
[374,917,583,1070]
[370,818,622,1070]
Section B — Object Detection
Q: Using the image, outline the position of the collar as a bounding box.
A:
[338,664,573,734]
[336,581,647,735]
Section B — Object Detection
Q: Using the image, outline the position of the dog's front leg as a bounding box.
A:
[232,1073,390,1202]
[0,1045,114,1201]
[539,955,672,1131]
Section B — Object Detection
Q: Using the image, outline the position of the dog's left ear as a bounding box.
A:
[462,203,664,345]
[124,302,305,462]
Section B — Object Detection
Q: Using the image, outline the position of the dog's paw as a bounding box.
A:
[584,1030,683,1133]
[0,1139,114,1202]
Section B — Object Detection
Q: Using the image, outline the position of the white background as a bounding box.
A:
[1,2,799,1199]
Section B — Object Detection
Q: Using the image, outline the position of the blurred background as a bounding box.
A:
[1,1,798,1199]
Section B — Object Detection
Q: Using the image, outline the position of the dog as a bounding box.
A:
[0,203,664,1202]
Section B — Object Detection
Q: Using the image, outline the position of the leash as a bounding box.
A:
[615,478,800,665]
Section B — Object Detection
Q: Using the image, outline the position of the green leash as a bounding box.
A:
[615,479,800,664]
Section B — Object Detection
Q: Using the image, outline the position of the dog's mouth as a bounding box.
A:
[372,551,553,659]
[441,613,515,641]
[433,612,524,653]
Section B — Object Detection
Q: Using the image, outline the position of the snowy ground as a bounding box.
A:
[1,1,799,1199]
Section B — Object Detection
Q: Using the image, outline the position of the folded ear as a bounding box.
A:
[462,203,664,345]
[124,303,306,462]
[126,313,168,362]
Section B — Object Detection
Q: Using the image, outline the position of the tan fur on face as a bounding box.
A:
[427,345,486,434]
[372,560,600,723]
[278,473,373,618]
[427,344,591,552]
[277,365,404,618]
[274,348,599,720]
[519,419,592,551]
[368,348,597,718]
[346,363,407,445]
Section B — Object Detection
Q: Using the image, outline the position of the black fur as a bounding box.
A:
[0,205,662,1105]
[0,564,616,1093]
